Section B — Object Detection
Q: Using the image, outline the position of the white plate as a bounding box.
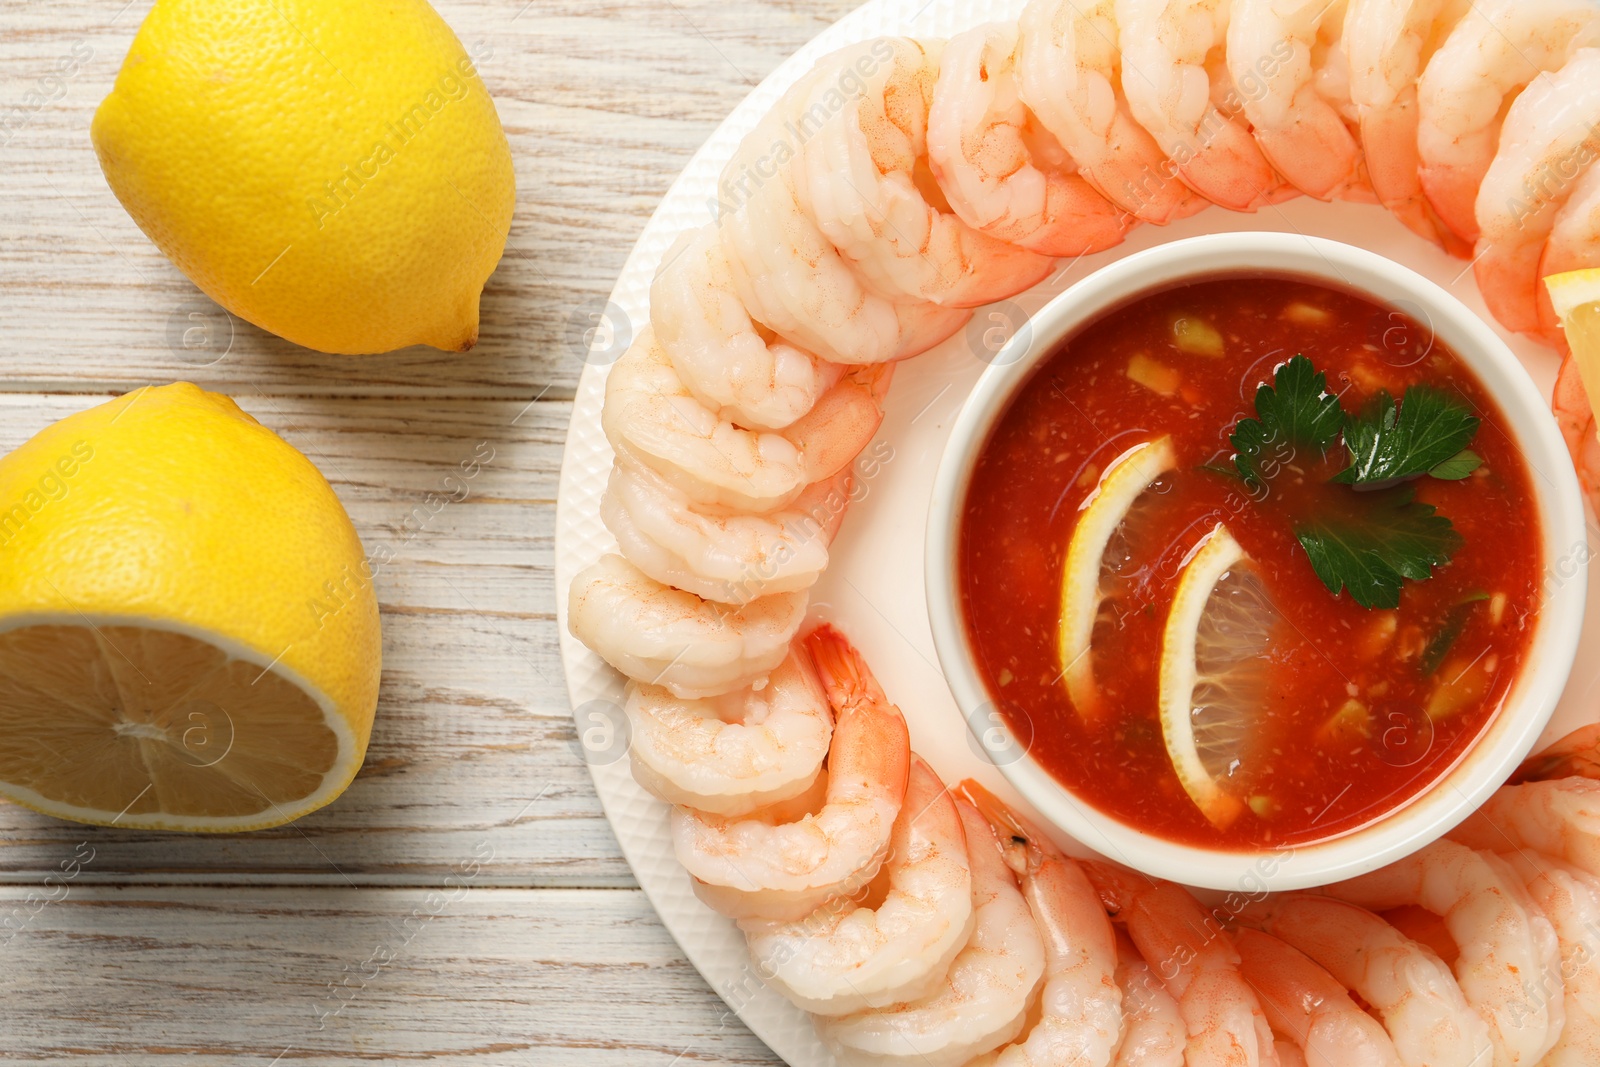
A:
[552,1,1600,1061]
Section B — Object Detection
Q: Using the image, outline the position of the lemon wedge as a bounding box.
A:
[1059,436,1176,721]
[1159,523,1276,829]
[1545,267,1600,321]
[1547,268,1600,416]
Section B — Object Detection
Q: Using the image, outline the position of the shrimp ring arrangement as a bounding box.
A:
[556,0,1600,1062]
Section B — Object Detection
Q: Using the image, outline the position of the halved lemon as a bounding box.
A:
[1059,436,1176,721]
[1158,524,1276,829]
[0,384,380,831]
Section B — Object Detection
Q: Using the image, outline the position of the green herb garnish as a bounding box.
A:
[1297,488,1464,610]
[1418,594,1488,675]
[1231,355,1345,486]
[1332,387,1481,486]
[1225,357,1481,609]
[1427,449,1483,481]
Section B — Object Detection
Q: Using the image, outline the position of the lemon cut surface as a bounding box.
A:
[1058,436,1176,720]
[1158,524,1278,829]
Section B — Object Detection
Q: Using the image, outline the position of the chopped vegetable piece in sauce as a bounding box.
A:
[1127,353,1181,396]
[1426,655,1496,721]
[1318,698,1373,745]
[1173,316,1225,357]
[1248,794,1279,819]
[1283,300,1333,325]
[1357,612,1398,660]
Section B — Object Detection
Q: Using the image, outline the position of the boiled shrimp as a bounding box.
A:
[602,328,798,513]
[1551,354,1600,516]
[623,648,833,817]
[715,46,971,366]
[1115,0,1284,212]
[1325,839,1565,1066]
[603,327,889,513]
[1417,0,1600,246]
[783,363,894,490]
[1226,0,1363,200]
[1232,926,1403,1067]
[601,462,849,606]
[1451,778,1600,882]
[794,37,1054,307]
[567,554,806,699]
[1472,49,1600,336]
[672,625,910,920]
[1500,851,1600,1067]
[1307,4,1358,131]
[650,223,840,431]
[1236,893,1492,1067]
[1343,0,1471,249]
[1110,934,1184,1067]
[1272,1043,1307,1067]
[927,22,1131,258]
[815,798,1046,1067]
[1015,0,1206,225]
[1515,724,1600,785]
[960,781,1123,1067]
[1539,156,1600,340]
[741,756,974,1016]
[1084,863,1274,1066]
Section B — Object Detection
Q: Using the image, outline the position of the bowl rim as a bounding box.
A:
[924,231,1588,892]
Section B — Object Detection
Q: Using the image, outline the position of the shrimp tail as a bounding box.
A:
[1514,721,1600,783]
[955,780,1018,832]
[956,779,1037,845]
[1079,859,1154,916]
[956,779,1074,884]
[804,624,890,711]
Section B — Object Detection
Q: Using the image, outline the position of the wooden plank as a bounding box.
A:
[0,0,856,396]
[0,885,782,1065]
[0,0,885,1051]
[0,393,634,886]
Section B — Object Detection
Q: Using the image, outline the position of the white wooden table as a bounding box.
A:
[0,1,857,1059]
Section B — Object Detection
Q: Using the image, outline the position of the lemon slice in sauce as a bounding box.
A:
[1058,436,1176,721]
[1159,523,1278,829]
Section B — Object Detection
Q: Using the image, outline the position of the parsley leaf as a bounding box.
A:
[1418,595,1487,675]
[1221,356,1481,608]
[1295,488,1464,609]
[1231,355,1345,486]
[1332,386,1480,486]
[1428,449,1483,481]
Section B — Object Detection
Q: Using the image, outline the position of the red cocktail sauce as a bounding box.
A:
[959,277,1542,848]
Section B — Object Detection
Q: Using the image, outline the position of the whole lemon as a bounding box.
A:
[0,383,381,830]
[92,0,515,355]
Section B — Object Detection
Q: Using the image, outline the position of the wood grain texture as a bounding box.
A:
[0,886,778,1064]
[0,0,864,1059]
[0,393,618,885]
[0,0,856,396]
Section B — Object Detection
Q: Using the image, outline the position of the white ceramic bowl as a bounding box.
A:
[925,232,1588,892]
